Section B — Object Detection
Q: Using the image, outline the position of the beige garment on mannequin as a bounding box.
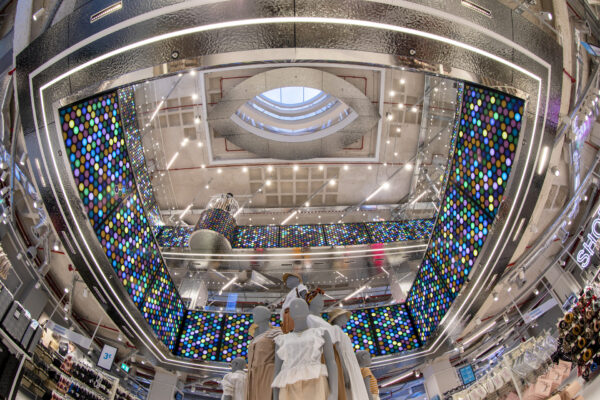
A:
[279,376,329,400]
[246,328,282,400]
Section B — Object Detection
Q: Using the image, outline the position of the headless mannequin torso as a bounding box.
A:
[273,299,338,400]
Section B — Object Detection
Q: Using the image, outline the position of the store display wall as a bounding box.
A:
[156,219,435,248]
[60,92,185,351]
[406,84,524,342]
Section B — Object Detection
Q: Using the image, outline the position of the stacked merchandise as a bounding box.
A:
[115,387,138,400]
[452,335,570,400]
[70,362,113,396]
[556,284,600,381]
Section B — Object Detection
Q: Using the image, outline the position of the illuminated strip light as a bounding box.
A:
[344,285,367,300]
[233,207,243,218]
[460,0,492,18]
[218,276,238,295]
[179,204,193,219]
[166,152,179,170]
[281,210,298,225]
[31,16,547,371]
[461,320,497,347]
[164,243,428,258]
[90,1,123,23]
[381,370,416,388]
[366,181,390,202]
[149,100,164,123]
[536,146,549,175]
[409,191,427,205]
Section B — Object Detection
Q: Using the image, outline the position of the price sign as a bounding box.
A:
[97,344,117,370]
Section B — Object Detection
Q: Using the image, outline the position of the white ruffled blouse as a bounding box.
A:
[271,327,328,388]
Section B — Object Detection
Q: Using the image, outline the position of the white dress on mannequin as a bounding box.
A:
[221,370,247,400]
[307,315,369,400]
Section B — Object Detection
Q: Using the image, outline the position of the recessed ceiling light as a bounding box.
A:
[411,106,418,113]
[400,78,406,84]
[217,168,222,174]
[194,116,201,124]
[394,152,398,156]
[266,180,272,186]
[192,93,198,100]
[398,103,404,109]
[396,127,401,132]
[389,90,395,96]
[386,140,390,144]
[201,164,206,168]
[205,185,209,189]
[318,215,321,219]
[329,179,336,186]
[434,87,439,92]
[197,141,203,147]
[367,165,372,170]
[318,165,324,171]
[383,162,388,166]
[343,165,349,171]
[267,165,273,173]
[293,165,299,171]
[305,201,310,207]
[181,138,188,147]
[242,166,248,173]
[190,70,196,76]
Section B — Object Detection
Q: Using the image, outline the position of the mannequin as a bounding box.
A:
[272,299,338,400]
[328,308,370,400]
[247,306,282,400]
[280,273,307,333]
[222,357,247,400]
[306,290,349,400]
[356,351,378,400]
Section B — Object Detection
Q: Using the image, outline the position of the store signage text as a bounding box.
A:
[576,209,600,269]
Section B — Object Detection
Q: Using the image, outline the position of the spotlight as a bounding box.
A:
[0,171,7,183]
[18,152,27,166]
[493,292,499,301]
[386,112,393,121]
[503,313,509,323]
[118,334,123,342]
[540,11,553,21]
[551,166,560,176]
[32,8,45,21]
[0,187,9,197]
[400,78,406,85]
[533,288,539,296]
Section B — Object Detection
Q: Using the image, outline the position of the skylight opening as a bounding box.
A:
[262,86,323,106]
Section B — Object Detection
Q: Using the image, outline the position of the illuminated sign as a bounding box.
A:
[576,206,600,269]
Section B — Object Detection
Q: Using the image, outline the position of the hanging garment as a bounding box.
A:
[272,327,329,399]
[280,284,307,334]
[360,367,379,400]
[308,315,369,400]
[307,315,347,400]
[247,328,282,400]
[279,376,329,400]
[221,370,247,400]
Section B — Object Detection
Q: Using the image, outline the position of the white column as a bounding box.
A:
[422,356,461,399]
[147,368,179,400]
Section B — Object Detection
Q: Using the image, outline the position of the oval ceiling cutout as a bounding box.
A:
[233,86,358,142]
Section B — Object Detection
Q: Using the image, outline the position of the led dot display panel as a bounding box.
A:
[270,314,281,328]
[221,313,253,362]
[60,93,134,228]
[365,220,434,243]
[156,226,194,247]
[406,257,454,343]
[451,84,523,216]
[279,225,326,247]
[141,265,185,351]
[233,225,279,248]
[323,223,371,246]
[196,209,236,243]
[96,193,161,307]
[342,309,377,355]
[176,311,224,361]
[427,185,491,295]
[369,304,420,355]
